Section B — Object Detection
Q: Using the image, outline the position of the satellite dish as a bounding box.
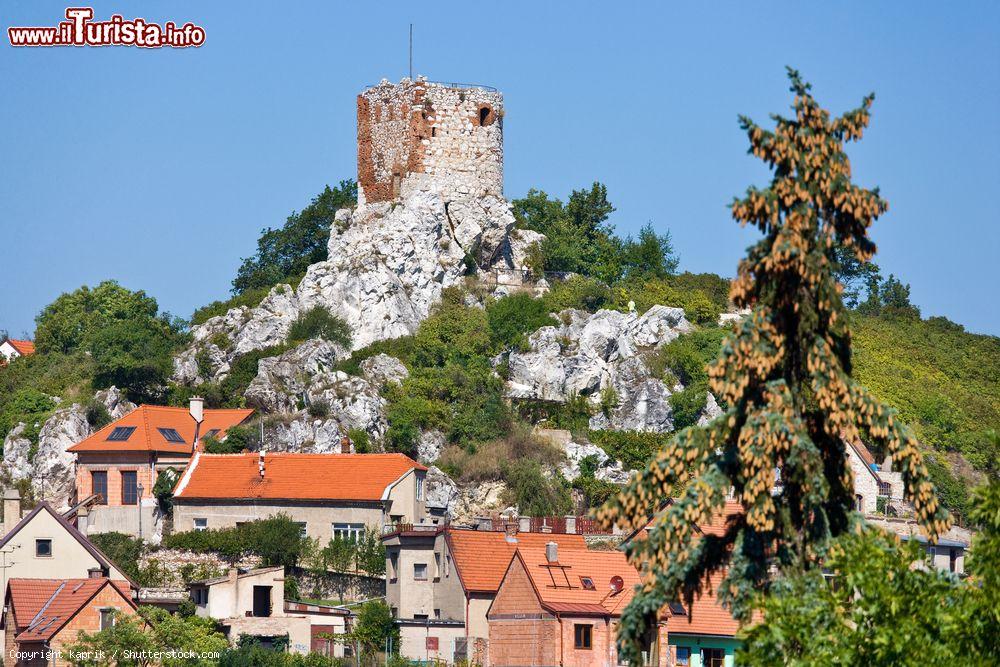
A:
[610,575,625,593]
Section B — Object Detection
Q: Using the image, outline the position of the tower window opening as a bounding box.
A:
[479,105,495,126]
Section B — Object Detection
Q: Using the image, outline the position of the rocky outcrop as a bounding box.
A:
[697,392,724,427]
[94,387,137,420]
[177,188,516,382]
[559,439,630,485]
[424,465,460,517]
[359,354,409,389]
[417,430,446,465]
[2,424,33,482]
[246,340,387,452]
[450,480,510,525]
[506,306,693,432]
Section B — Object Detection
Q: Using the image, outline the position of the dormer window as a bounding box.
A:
[106,426,136,442]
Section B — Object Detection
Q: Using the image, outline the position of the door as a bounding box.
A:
[252,585,273,617]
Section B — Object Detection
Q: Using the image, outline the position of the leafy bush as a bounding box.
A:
[649,327,727,386]
[501,458,572,516]
[587,430,665,470]
[286,306,352,348]
[89,318,178,402]
[669,385,708,431]
[0,388,56,441]
[89,532,144,581]
[541,275,612,313]
[486,293,557,350]
[348,428,370,453]
[219,646,348,667]
[83,400,111,429]
[164,514,306,568]
[219,345,290,402]
[153,467,181,513]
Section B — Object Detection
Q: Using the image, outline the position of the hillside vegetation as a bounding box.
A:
[2,181,996,519]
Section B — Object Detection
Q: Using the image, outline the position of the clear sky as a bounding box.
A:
[1,1,998,337]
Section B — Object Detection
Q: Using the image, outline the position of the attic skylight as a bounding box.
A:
[106,426,136,442]
[580,576,596,590]
[668,601,687,616]
[158,428,185,444]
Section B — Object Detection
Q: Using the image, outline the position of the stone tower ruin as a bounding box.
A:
[357,77,504,204]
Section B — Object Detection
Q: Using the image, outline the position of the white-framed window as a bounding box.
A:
[332,523,365,542]
[414,563,428,580]
[675,647,691,666]
[416,474,424,501]
[193,518,208,532]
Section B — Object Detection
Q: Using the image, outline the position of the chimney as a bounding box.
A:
[258,451,265,479]
[340,436,351,454]
[3,488,21,526]
[545,541,558,564]
[190,396,205,451]
[504,521,518,544]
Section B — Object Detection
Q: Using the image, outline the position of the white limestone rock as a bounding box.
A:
[425,465,460,518]
[507,306,693,433]
[417,430,446,465]
[506,228,545,275]
[697,392,724,427]
[450,480,510,525]
[93,386,136,419]
[360,354,409,388]
[559,439,630,485]
[175,187,516,383]
[2,424,33,482]
[246,340,387,451]
[29,406,90,509]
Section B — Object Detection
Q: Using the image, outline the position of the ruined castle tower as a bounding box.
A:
[356,77,504,204]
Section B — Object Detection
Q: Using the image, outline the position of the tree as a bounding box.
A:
[485,292,558,350]
[622,224,679,280]
[243,514,306,568]
[831,244,880,308]
[955,481,1000,661]
[34,280,168,354]
[89,318,176,402]
[67,607,229,667]
[598,69,950,663]
[233,181,357,295]
[738,529,964,666]
[348,600,400,657]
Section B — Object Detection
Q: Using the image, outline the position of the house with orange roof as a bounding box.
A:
[67,398,253,541]
[171,451,428,542]
[0,338,35,364]
[488,540,665,667]
[2,577,137,667]
[383,525,587,664]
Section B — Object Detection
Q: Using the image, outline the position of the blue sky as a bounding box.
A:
[1,1,998,336]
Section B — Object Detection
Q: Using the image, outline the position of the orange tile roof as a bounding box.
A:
[6,578,134,642]
[447,529,587,593]
[68,405,253,454]
[665,573,743,637]
[848,439,877,468]
[173,452,427,502]
[7,339,35,356]
[513,545,642,616]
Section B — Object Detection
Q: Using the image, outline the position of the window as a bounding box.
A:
[332,523,364,542]
[855,494,864,511]
[702,648,725,667]
[574,624,592,650]
[106,426,136,442]
[414,614,429,621]
[414,563,428,580]
[434,553,441,580]
[580,576,595,590]
[950,548,958,573]
[445,554,451,578]
[668,601,687,616]
[100,608,115,631]
[434,609,441,619]
[192,588,208,605]
[121,471,138,505]
[157,427,185,443]
[35,539,52,557]
[389,552,399,583]
[194,518,208,532]
[91,471,108,504]
[296,522,307,538]
[416,475,424,501]
[204,429,220,439]
[675,647,691,666]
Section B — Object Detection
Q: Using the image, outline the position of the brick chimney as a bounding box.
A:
[504,520,518,544]
[545,541,558,564]
[258,451,265,479]
[3,487,21,526]
[340,436,351,454]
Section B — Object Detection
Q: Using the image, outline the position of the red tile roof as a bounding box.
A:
[68,405,253,454]
[513,545,642,616]
[665,572,743,637]
[6,578,134,642]
[6,339,35,356]
[173,452,427,502]
[848,439,877,468]
[446,529,587,593]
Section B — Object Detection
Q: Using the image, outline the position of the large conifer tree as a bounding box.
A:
[599,69,951,662]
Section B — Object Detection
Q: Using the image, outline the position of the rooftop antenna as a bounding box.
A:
[408,23,413,79]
